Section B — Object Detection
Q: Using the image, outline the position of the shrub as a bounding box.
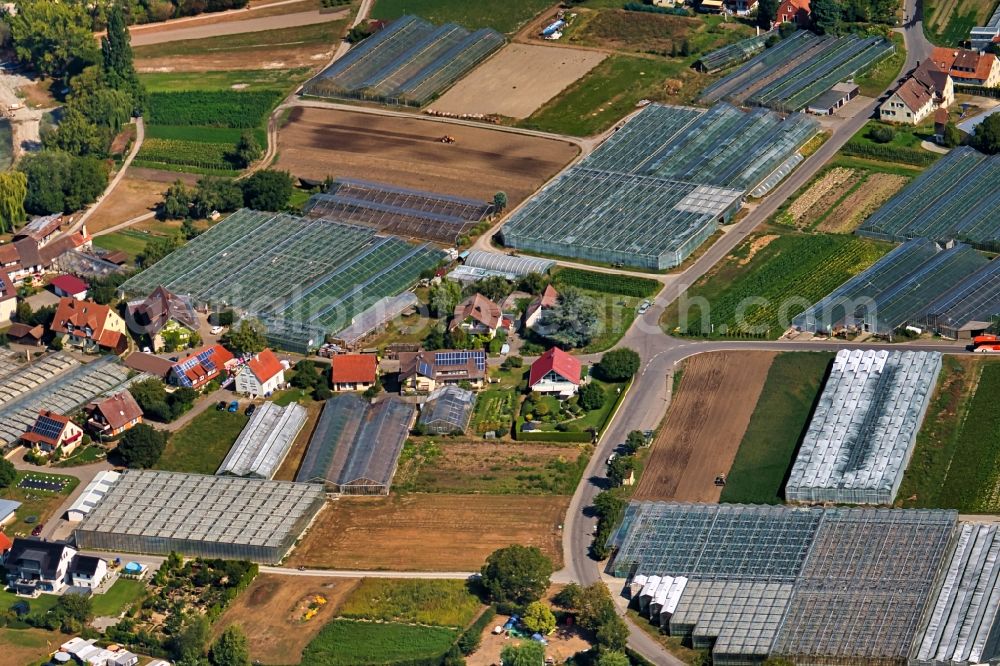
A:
[868,124,894,143]
[594,348,640,381]
[579,383,605,411]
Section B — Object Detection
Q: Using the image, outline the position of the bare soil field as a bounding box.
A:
[431,44,606,119]
[287,494,568,570]
[214,573,359,665]
[274,107,579,206]
[128,0,326,38]
[273,400,323,481]
[634,352,775,502]
[87,177,167,233]
[137,44,334,73]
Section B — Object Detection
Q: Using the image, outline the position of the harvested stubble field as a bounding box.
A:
[431,44,606,119]
[88,177,167,232]
[275,107,579,206]
[633,351,776,502]
[213,574,359,665]
[782,164,911,233]
[288,494,568,570]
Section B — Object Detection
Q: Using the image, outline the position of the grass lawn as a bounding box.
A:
[301,619,457,665]
[272,387,312,406]
[371,0,552,33]
[139,68,312,93]
[134,22,346,59]
[898,358,1000,512]
[91,579,148,618]
[661,233,891,339]
[338,579,482,628]
[519,55,687,136]
[0,587,61,615]
[855,32,905,97]
[720,352,833,504]
[92,230,152,261]
[849,119,935,150]
[55,444,106,467]
[1,471,79,536]
[517,379,623,435]
[471,387,518,435]
[583,291,641,353]
[0,627,72,666]
[156,409,249,474]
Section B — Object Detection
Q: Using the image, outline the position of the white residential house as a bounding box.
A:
[528,347,583,399]
[234,349,285,397]
[70,555,108,589]
[5,539,78,595]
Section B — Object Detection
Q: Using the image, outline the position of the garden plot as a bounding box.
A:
[431,43,606,118]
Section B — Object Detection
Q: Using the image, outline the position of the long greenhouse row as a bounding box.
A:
[301,15,504,106]
[700,31,893,111]
[304,178,493,244]
[610,502,957,666]
[858,147,1000,252]
[119,209,443,352]
[696,32,771,74]
[792,239,996,337]
[500,103,818,269]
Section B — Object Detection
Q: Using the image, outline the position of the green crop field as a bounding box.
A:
[139,68,310,93]
[520,55,686,136]
[898,358,1000,512]
[146,90,283,128]
[137,138,237,172]
[301,619,457,665]
[145,125,267,146]
[92,230,153,261]
[721,352,833,504]
[371,0,552,33]
[338,579,482,627]
[156,409,249,474]
[553,268,661,298]
[661,233,892,339]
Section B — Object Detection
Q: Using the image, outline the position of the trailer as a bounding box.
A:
[541,19,566,37]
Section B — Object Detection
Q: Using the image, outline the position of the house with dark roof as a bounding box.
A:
[930,47,1000,87]
[234,349,285,397]
[21,410,84,456]
[69,554,108,590]
[398,349,487,393]
[123,351,174,379]
[50,297,128,354]
[450,293,502,338]
[7,322,44,346]
[86,391,143,438]
[5,539,78,595]
[529,347,583,398]
[330,354,379,392]
[126,285,199,353]
[525,284,560,330]
[168,344,236,389]
[913,59,955,107]
[50,274,88,300]
[0,227,90,284]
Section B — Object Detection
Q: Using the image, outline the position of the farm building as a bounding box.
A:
[304,179,494,244]
[0,498,20,526]
[793,239,995,337]
[119,209,443,354]
[858,147,1000,253]
[701,31,892,112]
[0,355,135,450]
[806,82,858,115]
[66,471,120,522]
[529,347,582,398]
[331,292,420,348]
[449,251,555,283]
[234,349,285,397]
[609,501,957,666]
[914,523,1000,665]
[398,349,487,392]
[785,350,941,505]
[126,286,199,353]
[296,395,416,494]
[971,5,1000,51]
[14,214,62,245]
[419,385,475,435]
[329,354,379,392]
[217,402,306,479]
[501,103,818,270]
[74,470,325,563]
[301,15,505,107]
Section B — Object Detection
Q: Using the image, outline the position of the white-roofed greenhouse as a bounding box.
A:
[217,402,307,479]
[419,385,475,435]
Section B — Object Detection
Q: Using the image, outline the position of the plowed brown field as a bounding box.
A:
[287,494,568,570]
[274,107,579,206]
[634,351,775,502]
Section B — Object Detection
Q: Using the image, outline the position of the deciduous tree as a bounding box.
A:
[0,457,15,488]
[539,287,599,349]
[521,601,556,635]
[6,0,98,78]
[209,625,250,666]
[240,169,293,211]
[117,423,167,468]
[480,545,553,606]
[0,171,27,233]
[594,348,640,382]
[223,318,267,355]
[500,641,545,666]
[810,0,841,34]
[973,113,1000,154]
[430,279,462,318]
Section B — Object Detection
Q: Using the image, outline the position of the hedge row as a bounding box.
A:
[841,140,939,166]
[515,430,592,443]
[956,84,1000,99]
[147,90,284,128]
[554,267,661,298]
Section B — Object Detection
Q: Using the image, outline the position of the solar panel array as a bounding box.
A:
[302,15,505,106]
[858,147,1000,253]
[435,350,486,372]
[29,413,65,441]
[74,470,326,563]
[297,395,415,494]
[501,103,818,269]
[304,179,493,244]
[120,209,444,353]
[701,31,894,112]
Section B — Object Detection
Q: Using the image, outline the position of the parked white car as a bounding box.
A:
[210,326,224,335]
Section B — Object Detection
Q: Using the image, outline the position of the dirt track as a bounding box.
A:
[431,44,606,119]
[633,352,775,502]
[274,107,579,205]
[287,494,568,570]
[130,8,346,45]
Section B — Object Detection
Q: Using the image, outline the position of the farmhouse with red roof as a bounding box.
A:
[330,354,379,392]
[529,347,583,398]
